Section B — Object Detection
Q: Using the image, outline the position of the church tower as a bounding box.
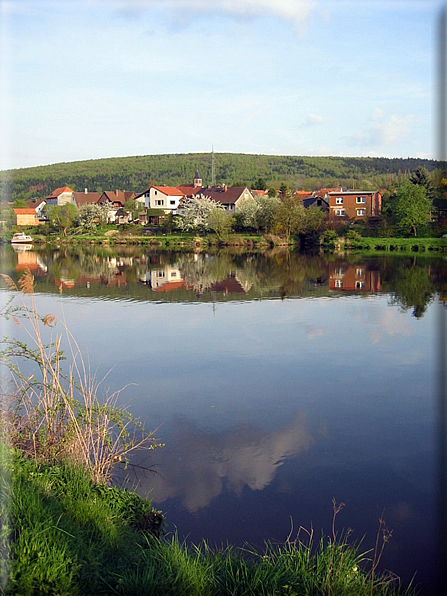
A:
[193,170,202,188]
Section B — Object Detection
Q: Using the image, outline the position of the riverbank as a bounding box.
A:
[5,228,446,253]
[1,446,416,596]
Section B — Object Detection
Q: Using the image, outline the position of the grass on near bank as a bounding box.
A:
[1,447,417,596]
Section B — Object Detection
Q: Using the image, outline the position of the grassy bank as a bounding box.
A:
[6,226,447,253]
[1,447,416,596]
[24,230,273,250]
[335,236,446,254]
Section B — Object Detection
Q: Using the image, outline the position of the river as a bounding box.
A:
[1,244,445,593]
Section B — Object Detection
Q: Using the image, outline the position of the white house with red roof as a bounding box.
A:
[143,186,185,210]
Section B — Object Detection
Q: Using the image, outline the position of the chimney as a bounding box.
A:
[223,184,227,192]
[85,188,88,194]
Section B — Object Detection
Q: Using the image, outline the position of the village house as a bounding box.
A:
[13,208,44,226]
[26,199,47,217]
[327,190,382,221]
[195,185,256,213]
[73,190,101,207]
[45,187,76,207]
[302,195,329,212]
[98,190,136,209]
[143,186,185,211]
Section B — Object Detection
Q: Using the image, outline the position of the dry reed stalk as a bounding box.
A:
[0,268,163,483]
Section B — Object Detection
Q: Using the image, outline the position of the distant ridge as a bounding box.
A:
[0,152,441,202]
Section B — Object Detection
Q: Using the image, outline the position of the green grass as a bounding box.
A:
[339,236,447,253]
[1,446,417,596]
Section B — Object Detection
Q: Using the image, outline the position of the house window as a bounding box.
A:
[335,209,345,216]
[356,197,366,203]
[356,268,365,277]
[355,281,365,289]
[157,271,165,278]
[335,197,343,204]
[170,200,176,205]
[171,272,177,277]
[334,267,345,276]
[356,209,366,216]
[154,190,158,195]
[156,200,164,206]
[335,280,343,288]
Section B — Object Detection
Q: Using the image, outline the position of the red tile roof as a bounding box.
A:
[46,187,74,199]
[177,184,203,196]
[152,186,185,196]
[13,208,38,215]
[154,281,186,292]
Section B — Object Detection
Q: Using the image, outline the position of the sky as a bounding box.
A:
[0,0,445,170]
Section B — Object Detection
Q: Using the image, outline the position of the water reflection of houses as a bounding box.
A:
[13,247,48,275]
[53,256,134,290]
[328,262,381,292]
[141,263,253,296]
[210,273,252,296]
[141,265,188,292]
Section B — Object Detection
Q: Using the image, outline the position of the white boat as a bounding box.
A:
[11,232,33,243]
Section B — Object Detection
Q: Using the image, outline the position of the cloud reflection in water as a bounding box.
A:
[146,413,314,513]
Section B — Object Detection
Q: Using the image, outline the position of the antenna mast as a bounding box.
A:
[211,146,216,187]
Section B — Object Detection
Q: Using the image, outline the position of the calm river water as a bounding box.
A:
[1,244,446,593]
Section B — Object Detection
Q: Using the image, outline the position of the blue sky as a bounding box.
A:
[0,0,444,169]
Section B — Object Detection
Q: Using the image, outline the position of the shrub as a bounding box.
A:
[0,269,163,483]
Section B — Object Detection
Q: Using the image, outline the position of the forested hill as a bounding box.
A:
[0,152,442,202]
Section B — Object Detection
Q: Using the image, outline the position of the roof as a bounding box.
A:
[303,196,329,209]
[14,208,38,215]
[177,184,203,196]
[151,186,185,197]
[154,281,186,292]
[328,190,379,195]
[26,199,46,209]
[73,192,101,206]
[196,186,250,205]
[99,190,136,205]
[46,186,74,198]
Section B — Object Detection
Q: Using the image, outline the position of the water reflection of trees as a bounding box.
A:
[2,247,445,317]
[173,251,329,298]
[383,257,436,318]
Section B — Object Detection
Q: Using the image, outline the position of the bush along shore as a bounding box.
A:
[3,225,446,253]
[0,270,418,595]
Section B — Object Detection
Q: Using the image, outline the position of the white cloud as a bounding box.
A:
[350,110,415,149]
[303,113,325,127]
[98,0,317,31]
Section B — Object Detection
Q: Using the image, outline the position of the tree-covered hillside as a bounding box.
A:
[0,152,442,202]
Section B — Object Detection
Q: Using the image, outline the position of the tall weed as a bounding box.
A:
[0,268,163,483]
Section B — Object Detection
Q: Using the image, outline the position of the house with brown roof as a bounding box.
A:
[302,195,329,211]
[98,190,136,208]
[73,190,101,207]
[195,186,255,213]
[25,199,47,217]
